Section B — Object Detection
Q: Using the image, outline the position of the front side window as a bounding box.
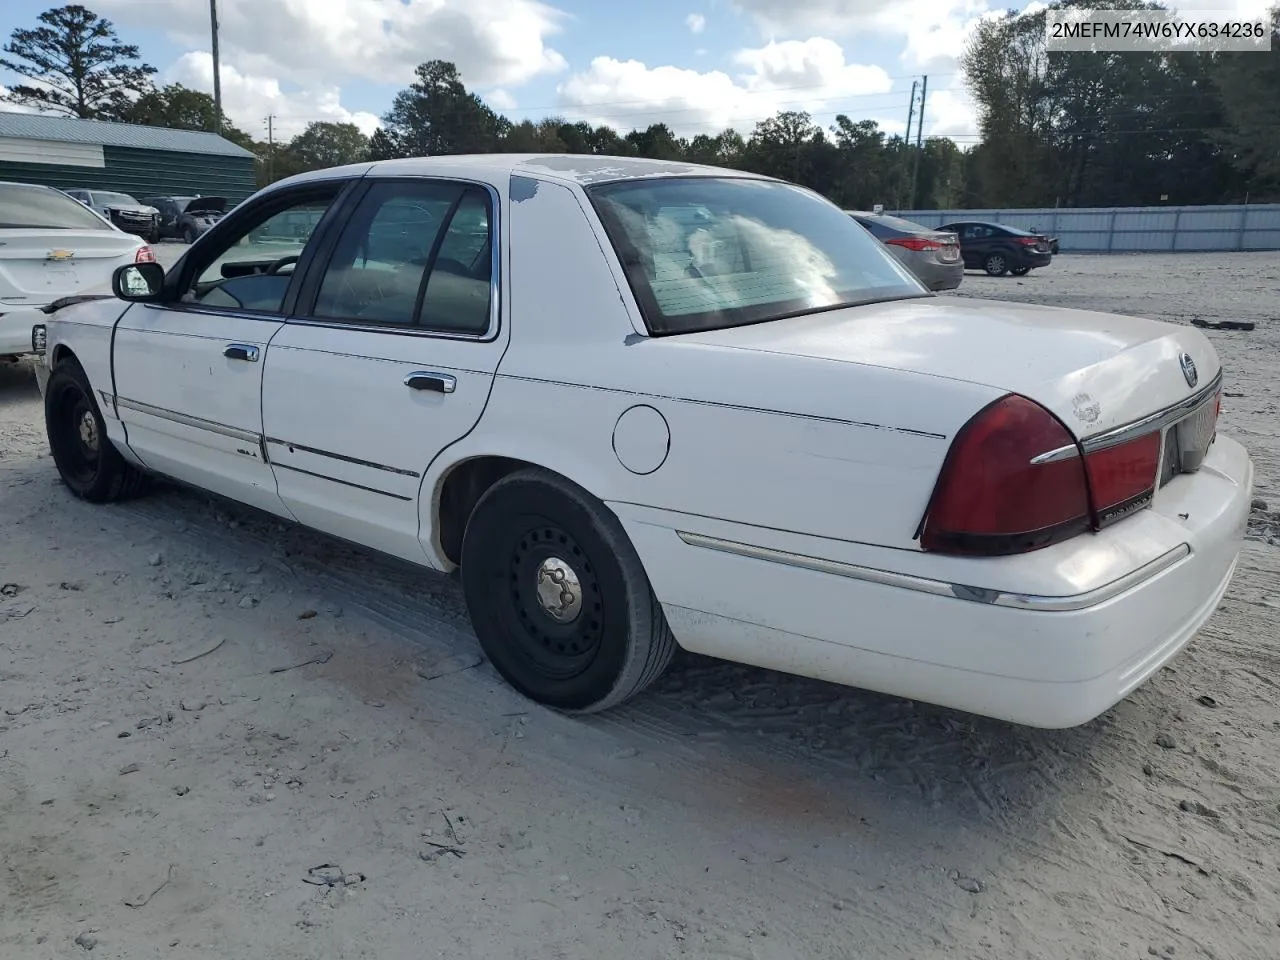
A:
[588,177,924,335]
[183,190,339,313]
[0,184,111,230]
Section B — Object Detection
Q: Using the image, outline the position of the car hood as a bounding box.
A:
[103,203,157,214]
[677,296,1220,440]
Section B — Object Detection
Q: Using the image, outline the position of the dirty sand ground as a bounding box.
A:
[2,252,1278,960]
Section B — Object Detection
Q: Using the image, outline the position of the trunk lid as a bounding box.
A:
[0,228,141,304]
[931,230,960,263]
[678,296,1219,441]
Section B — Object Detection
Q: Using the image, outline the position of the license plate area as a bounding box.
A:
[1158,395,1218,489]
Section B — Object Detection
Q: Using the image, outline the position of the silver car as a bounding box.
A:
[847,211,963,291]
[64,188,160,243]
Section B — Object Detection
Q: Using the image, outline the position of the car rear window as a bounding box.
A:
[587,177,925,335]
[858,213,934,235]
[0,183,112,230]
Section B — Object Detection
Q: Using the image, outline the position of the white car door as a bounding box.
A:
[112,181,351,516]
[260,177,508,563]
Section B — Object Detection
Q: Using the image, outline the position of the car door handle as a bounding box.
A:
[404,371,456,394]
[224,343,259,362]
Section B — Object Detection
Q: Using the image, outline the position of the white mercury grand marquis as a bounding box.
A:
[30,155,1254,728]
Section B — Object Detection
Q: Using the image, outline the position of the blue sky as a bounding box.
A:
[0,0,1269,144]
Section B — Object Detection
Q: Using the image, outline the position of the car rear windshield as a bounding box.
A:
[856,213,935,235]
[587,177,926,335]
[0,183,112,230]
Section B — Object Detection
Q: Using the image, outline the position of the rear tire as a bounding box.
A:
[984,253,1009,276]
[460,468,676,713]
[45,360,147,503]
[1010,264,1031,276]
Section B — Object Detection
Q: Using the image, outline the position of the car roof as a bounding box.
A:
[274,154,777,192]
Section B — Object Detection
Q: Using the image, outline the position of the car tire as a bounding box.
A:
[984,253,1009,276]
[460,467,677,713]
[44,359,147,503]
[1010,265,1031,276]
[182,225,197,244]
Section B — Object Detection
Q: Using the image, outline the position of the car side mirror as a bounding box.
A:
[112,262,166,301]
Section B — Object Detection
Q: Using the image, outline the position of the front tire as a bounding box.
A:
[984,253,1009,276]
[45,360,146,503]
[460,468,676,713]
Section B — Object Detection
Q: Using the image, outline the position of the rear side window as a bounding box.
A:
[0,184,111,230]
[311,180,494,334]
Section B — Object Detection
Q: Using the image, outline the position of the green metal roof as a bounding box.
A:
[0,111,254,158]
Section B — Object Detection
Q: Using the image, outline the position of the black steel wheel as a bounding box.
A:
[460,468,676,713]
[44,360,146,503]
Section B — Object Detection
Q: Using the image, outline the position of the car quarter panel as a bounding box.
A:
[619,434,1251,727]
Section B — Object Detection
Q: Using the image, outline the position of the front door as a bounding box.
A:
[261,177,507,563]
[112,182,348,516]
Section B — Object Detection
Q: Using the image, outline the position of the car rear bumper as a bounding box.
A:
[0,305,42,356]
[916,259,964,291]
[1024,251,1052,267]
[614,434,1252,728]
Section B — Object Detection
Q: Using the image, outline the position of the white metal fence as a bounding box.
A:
[887,203,1280,253]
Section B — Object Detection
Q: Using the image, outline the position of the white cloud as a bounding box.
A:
[488,88,519,112]
[687,13,707,33]
[0,86,44,113]
[920,86,978,140]
[168,52,381,141]
[557,37,893,137]
[99,0,569,90]
[92,0,569,139]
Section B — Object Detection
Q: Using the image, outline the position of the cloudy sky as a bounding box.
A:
[1,0,1274,143]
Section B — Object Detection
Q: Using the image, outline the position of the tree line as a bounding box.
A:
[3,2,1278,208]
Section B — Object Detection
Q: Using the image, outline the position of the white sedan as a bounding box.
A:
[1,180,156,359]
[31,155,1253,728]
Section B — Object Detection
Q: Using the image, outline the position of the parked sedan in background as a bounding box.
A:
[940,220,1053,276]
[846,211,963,291]
[64,188,161,243]
[142,195,228,243]
[31,155,1250,729]
[0,180,155,359]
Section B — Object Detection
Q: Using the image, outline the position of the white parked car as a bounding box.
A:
[1,180,156,359]
[31,155,1253,728]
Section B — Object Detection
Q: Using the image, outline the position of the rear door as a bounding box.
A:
[260,176,507,563]
[112,180,352,516]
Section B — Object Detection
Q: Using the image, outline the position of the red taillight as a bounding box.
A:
[921,395,1091,555]
[921,395,1169,555]
[885,236,941,252]
[1017,236,1040,246]
[135,245,156,263]
[1083,433,1161,526]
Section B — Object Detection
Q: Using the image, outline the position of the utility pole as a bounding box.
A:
[909,74,928,211]
[265,115,275,183]
[899,79,918,210]
[210,0,222,135]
